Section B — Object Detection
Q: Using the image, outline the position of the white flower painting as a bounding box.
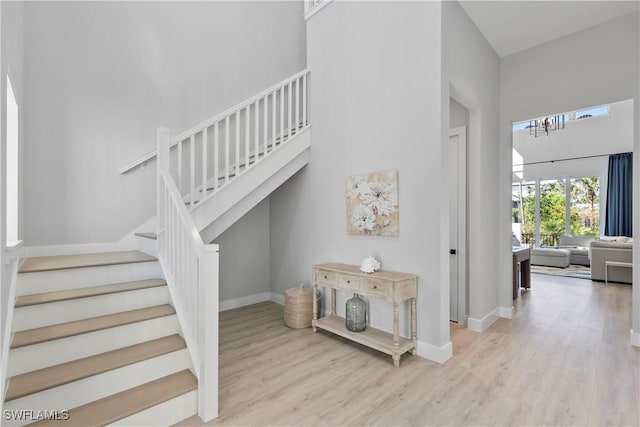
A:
[346,169,399,236]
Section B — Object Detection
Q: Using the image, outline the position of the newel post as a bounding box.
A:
[198,247,219,421]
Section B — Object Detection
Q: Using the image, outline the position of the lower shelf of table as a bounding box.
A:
[314,314,415,357]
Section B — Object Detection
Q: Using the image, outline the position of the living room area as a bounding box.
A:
[512,99,634,284]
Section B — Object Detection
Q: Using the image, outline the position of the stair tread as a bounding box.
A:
[19,250,157,273]
[5,335,186,401]
[11,305,176,349]
[27,370,197,427]
[15,279,167,308]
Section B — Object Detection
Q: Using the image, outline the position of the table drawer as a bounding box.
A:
[336,274,360,292]
[315,269,337,286]
[361,278,392,297]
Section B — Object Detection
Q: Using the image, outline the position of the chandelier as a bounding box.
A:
[529,115,565,138]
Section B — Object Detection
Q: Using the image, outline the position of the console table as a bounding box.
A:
[312,263,418,367]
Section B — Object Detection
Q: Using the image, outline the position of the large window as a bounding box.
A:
[513,176,600,247]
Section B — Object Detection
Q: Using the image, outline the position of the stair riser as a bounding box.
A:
[107,390,198,426]
[12,287,170,331]
[4,350,191,419]
[16,262,162,295]
[8,315,180,376]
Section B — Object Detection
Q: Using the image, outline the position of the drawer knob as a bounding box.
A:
[373,285,378,289]
[324,275,327,279]
[347,280,351,284]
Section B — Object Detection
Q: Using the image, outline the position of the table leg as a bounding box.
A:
[331,288,336,316]
[410,298,417,356]
[512,255,518,299]
[521,259,531,289]
[393,302,400,367]
[312,283,318,332]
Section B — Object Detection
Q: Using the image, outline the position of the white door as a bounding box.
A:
[449,127,467,323]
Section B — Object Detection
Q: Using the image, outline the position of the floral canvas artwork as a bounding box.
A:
[346,169,399,236]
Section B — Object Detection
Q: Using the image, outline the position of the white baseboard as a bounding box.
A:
[417,340,452,364]
[499,306,514,319]
[631,329,640,347]
[219,292,271,311]
[270,292,284,305]
[468,307,500,332]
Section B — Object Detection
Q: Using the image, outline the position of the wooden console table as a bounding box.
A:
[312,263,418,367]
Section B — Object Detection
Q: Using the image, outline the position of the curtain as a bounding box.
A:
[605,152,633,237]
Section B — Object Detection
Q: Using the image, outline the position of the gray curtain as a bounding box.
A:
[605,152,633,237]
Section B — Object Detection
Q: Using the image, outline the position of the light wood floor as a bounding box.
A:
[178,274,639,426]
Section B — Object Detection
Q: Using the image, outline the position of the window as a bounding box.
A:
[575,105,609,120]
[570,177,600,236]
[539,179,566,246]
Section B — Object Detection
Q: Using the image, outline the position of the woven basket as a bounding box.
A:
[284,284,316,329]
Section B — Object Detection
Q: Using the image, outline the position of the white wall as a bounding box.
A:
[499,11,640,339]
[450,97,469,129]
[215,199,270,304]
[23,1,306,246]
[442,1,501,326]
[270,1,451,362]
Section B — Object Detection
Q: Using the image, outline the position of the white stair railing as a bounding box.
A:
[170,69,310,210]
[156,128,219,422]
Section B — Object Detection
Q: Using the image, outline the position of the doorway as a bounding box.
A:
[449,126,467,323]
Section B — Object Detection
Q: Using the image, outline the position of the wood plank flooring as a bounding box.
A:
[177,274,638,426]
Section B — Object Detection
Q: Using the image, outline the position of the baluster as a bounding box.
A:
[303,73,307,128]
[202,127,208,201]
[263,95,268,158]
[245,105,250,172]
[225,116,230,184]
[295,78,300,134]
[177,139,183,193]
[214,122,219,191]
[279,86,284,148]
[254,100,259,166]
[271,89,276,153]
[189,134,195,208]
[235,110,240,179]
[288,81,292,139]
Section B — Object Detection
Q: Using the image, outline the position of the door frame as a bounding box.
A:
[449,126,467,324]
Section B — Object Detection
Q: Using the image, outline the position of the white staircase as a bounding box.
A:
[3,69,312,425]
[3,250,197,426]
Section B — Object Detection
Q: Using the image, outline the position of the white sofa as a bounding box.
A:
[589,238,633,283]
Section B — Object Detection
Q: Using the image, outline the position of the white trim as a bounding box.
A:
[270,292,284,306]
[499,305,514,319]
[468,307,500,332]
[1,258,19,402]
[631,329,640,347]
[219,292,271,312]
[417,340,452,364]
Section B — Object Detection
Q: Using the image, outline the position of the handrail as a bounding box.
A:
[119,68,310,174]
[304,0,332,20]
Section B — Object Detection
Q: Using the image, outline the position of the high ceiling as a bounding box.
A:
[459,1,640,57]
